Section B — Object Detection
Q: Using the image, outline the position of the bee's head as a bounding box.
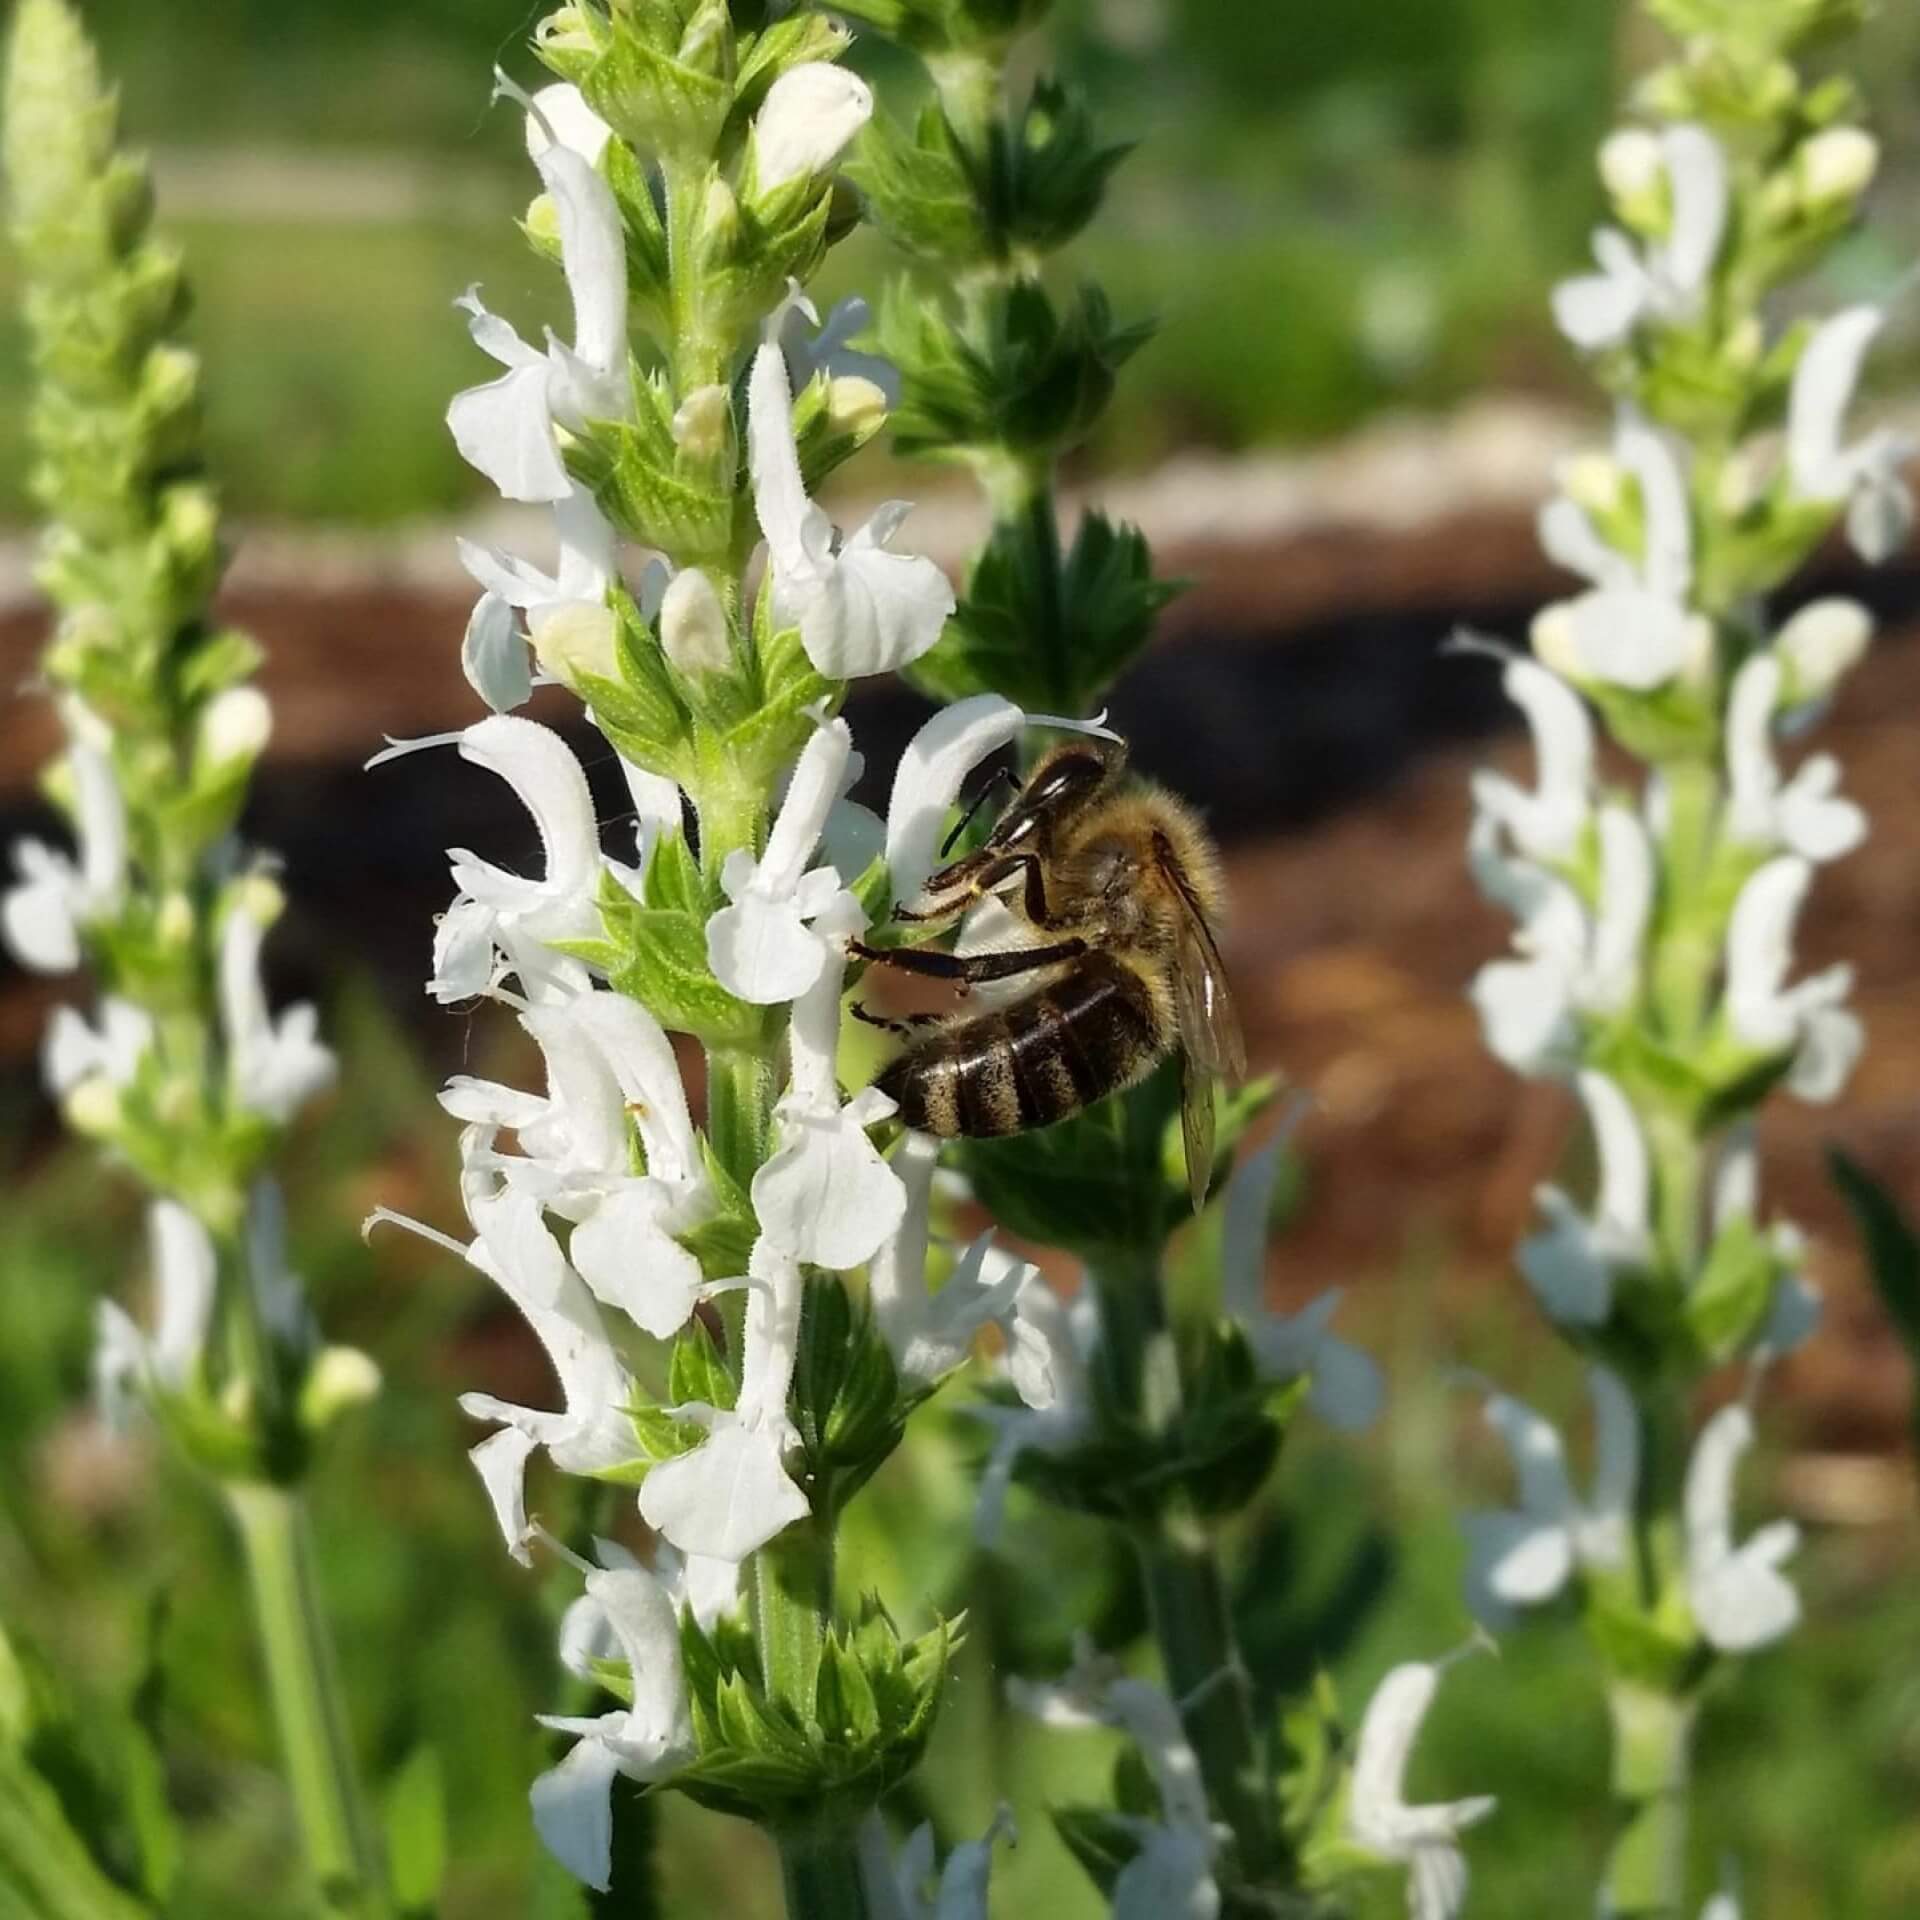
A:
[988,740,1120,851]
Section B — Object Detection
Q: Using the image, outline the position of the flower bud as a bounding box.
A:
[301,1345,382,1431]
[234,869,286,927]
[1797,127,1878,210]
[1558,452,1623,518]
[1530,603,1586,684]
[1599,128,1665,228]
[156,891,196,949]
[64,1075,121,1140]
[197,687,271,769]
[1775,598,1872,705]
[1725,315,1765,373]
[825,374,889,439]
[1675,612,1717,691]
[659,567,732,678]
[672,382,733,460]
[696,174,742,263]
[753,63,873,193]
[530,602,621,688]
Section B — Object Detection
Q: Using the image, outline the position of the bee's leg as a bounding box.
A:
[938,765,1020,859]
[956,851,1065,928]
[849,1002,943,1036]
[894,769,1025,923]
[851,937,1088,987]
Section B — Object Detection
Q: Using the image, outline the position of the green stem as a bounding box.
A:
[227,1483,387,1918]
[1090,1249,1283,1891]
[753,1520,871,1920]
[1603,1682,1697,1920]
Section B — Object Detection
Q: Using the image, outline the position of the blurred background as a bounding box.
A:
[3,2,1920,1914]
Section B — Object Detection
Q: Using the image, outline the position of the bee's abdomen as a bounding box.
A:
[875,953,1164,1139]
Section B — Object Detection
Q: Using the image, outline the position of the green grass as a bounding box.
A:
[2,989,1915,1917]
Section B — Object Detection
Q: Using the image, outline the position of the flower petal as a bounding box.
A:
[531,1730,622,1891]
[636,1420,810,1562]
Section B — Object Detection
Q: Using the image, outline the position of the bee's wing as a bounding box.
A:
[1160,848,1245,1209]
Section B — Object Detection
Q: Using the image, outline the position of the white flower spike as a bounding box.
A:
[748,341,955,680]
[1221,1131,1382,1429]
[1787,305,1917,565]
[706,717,855,1004]
[1347,1653,1496,1920]
[1461,1369,1637,1624]
[1684,1403,1802,1653]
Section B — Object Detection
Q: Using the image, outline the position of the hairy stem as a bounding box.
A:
[227,1483,388,1918]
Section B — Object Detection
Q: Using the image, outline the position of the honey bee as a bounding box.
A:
[854,735,1245,1210]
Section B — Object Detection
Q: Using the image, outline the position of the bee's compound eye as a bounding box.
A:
[1030,751,1106,809]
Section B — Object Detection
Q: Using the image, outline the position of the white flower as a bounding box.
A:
[1553,125,1727,351]
[444,990,710,1340]
[1787,306,1917,565]
[1684,1403,1801,1653]
[969,1273,1099,1545]
[383,1191,645,1564]
[524,82,612,165]
[1462,1369,1637,1624]
[2,738,125,973]
[705,717,855,1004]
[448,93,629,504]
[458,484,618,713]
[1535,413,1710,692]
[865,1808,1015,1920]
[1519,1071,1650,1327]
[373,717,608,1005]
[1722,857,1862,1102]
[1468,651,1595,864]
[748,341,954,680]
[636,1236,812,1562]
[1724,653,1865,863]
[1010,1646,1220,1920]
[1469,802,1652,1077]
[754,63,873,192]
[533,1554,694,1891]
[751,890,907,1267]
[43,997,153,1100]
[1221,1135,1381,1429]
[94,1199,218,1428]
[1347,1657,1496,1920]
[218,898,335,1127]
[1773,598,1872,710]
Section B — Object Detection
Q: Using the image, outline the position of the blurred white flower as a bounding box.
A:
[219,897,335,1127]
[43,997,152,1100]
[1684,1403,1801,1653]
[533,1552,694,1891]
[864,1807,1016,1920]
[636,1236,812,1561]
[1468,651,1595,864]
[1787,306,1917,565]
[752,63,872,192]
[1722,857,1862,1102]
[1553,125,1727,350]
[1519,1071,1650,1327]
[1535,413,1710,692]
[748,342,954,680]
[706,717,855,1004]
[1773,598,1872,710]
[94,1199,218,1428]
[1010,1645,1220,1920]
[1221,1134,1381,1428]
[449,85,629,504]
[1347,1654,1496,1920]
[1461,1370,1637,1624]
[1724,653,1865,864]
[1,738,125,973]
[780,289,899,406]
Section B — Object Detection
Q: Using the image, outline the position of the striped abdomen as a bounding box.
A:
[874,952,1165,1139]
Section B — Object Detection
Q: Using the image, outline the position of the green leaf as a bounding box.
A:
[382,1745,447,1919]
[1829,1148,1920,1472]
[1685,1215,1781,1364]
[668,1317,738,1411]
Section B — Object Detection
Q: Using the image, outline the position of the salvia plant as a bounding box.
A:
[0,0,385,1910]
[1458,0,1903,1912]
[3,0,1909,1915]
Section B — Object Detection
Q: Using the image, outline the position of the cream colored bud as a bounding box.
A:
[530,602,621,687]
[534,7,600,56]
[1676,613,1717,691]
[1530,603,1587,683]
[825,374,889,439]
[142,343,199,414]
[525,192,562,254]
[1716,451,1765,519]
[1725,315,1765,372]
[753,63,873,192]
[1798,128,1878,208]
[659,568,732,678]
[672,383,733,459]
[1776,598,1872,703]
[1599,129,1664,210]
[63,1077,122,1139]
[198,687,271,767]
[699,175,741,252]
[302,1345,383,1428]
[1558,452,1624,518]
[235,870,286,924]
[156,892,196,948]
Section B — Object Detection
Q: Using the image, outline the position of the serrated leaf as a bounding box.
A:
[814,1637,882,1748]
[668,1318,738,1411]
